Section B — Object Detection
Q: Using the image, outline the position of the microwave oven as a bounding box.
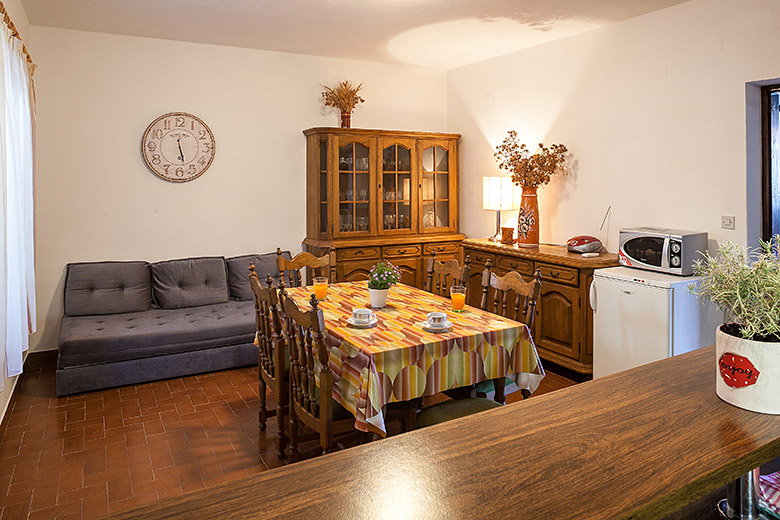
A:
[618,227,708,276]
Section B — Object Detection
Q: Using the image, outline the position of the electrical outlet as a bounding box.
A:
[721,215,735,230]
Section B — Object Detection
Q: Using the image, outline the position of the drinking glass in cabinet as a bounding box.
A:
[358,189,368,201]
[358,216,368,231]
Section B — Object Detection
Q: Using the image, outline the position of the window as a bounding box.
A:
[0,18,36,390]
[762,86,780,239]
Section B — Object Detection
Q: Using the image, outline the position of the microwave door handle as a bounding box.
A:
[589,280,597,312]
[661,238,670,269]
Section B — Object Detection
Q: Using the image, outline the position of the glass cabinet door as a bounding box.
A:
[380,140,415,234]
[336,139,371,235]
[318,137,328,236]
[420,141,453,232]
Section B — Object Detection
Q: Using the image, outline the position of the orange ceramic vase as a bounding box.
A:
[517,186,539,248]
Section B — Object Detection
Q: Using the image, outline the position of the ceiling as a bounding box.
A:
[21,0,690,69]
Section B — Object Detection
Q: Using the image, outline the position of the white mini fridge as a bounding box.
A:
[589,266,723,379]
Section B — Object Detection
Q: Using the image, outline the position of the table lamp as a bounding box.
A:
[483,176,519,242]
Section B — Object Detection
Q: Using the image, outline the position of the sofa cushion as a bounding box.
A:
[64,261,153,317]
[226,251,291,301]
[57,300,255,368]
[151,257,228,309]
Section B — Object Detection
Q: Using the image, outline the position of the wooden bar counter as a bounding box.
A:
[103,347,780,520]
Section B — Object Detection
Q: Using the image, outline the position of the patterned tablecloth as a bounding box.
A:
[285,281,545,435]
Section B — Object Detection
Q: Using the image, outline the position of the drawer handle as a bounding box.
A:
[510,262,518,268]
[398,249,406,254]
[355,250,364,256]
[551,272,559,278]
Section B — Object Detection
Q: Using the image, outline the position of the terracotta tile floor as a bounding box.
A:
[0,353,283,519]
[0,353,576,520]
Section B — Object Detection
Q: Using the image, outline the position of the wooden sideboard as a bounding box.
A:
[461,239,619,375]
[103,346,780,520]
[302,128,465,289]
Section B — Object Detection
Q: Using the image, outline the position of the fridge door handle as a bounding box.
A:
[589,280,597,311]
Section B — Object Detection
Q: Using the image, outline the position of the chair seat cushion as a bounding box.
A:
[58,300,255,368]
[416,398,503,428]
[475,376,514,396]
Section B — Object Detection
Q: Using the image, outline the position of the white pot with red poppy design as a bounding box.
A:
[716,325,780,414]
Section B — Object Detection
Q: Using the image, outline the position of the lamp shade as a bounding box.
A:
[482,177,519,211]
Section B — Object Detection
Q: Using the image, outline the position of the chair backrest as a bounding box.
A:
[424,253,470,297]
[249,264,282,381]
[280,290,334,429]
[480,259,542,328]
[276,247,336,287]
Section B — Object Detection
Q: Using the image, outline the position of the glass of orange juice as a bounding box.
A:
[450,285,466,312]
[313,277,328,301]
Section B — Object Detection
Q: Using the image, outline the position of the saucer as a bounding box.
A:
[347,316,378,328]
[420,320,453,333]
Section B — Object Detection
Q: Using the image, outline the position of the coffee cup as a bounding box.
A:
[426,311,447,328]
[353,308,374,324]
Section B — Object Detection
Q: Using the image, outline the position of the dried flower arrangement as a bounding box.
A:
[494,130,568,188]
[321,80,365,114]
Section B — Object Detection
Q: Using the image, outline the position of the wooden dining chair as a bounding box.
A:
[280,291,359,462]
[475,260,542,403]
[424,252,470,297]
[249,264,288,459]
[276,247,336,288]
[417,262,544,428]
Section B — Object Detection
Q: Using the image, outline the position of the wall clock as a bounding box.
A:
[141,112,215,182]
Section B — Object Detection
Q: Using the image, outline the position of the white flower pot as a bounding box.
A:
[368,288,388,309]
[715,324,780,414]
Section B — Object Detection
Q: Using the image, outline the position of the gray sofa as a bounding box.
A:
[56,252,290,396]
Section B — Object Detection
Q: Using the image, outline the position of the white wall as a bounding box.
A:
[30,27,447,352]
[448,0,778,252]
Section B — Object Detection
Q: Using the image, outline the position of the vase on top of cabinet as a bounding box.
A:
[302,128,465,289]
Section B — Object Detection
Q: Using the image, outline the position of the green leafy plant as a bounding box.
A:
[368,260,401,290]
[691,237,780,341]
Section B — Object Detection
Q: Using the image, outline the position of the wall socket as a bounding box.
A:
[721,215,735,230]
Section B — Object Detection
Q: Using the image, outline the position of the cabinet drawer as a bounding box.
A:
[537,263,578,286]
[383,244,421,258]
[337,247,381,262]
[496,255,533,275]
[424,242,459,256]
[464,250,495,267]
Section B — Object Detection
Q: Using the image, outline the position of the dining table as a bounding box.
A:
[284,281,545,435]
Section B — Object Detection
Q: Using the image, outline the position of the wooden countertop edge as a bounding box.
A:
[462,238,619,268]
[100,346,780,520]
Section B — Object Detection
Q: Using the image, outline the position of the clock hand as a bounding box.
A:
[177,139,184,162]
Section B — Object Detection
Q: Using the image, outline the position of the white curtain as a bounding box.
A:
[0,24,36,391]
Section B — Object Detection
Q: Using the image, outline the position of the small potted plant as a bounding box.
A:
[367,260,401,308]
[691,237,780,414]
[321,80,365,129]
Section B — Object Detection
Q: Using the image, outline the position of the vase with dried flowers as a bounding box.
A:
[321,80,365,129]
[494,131,568,247]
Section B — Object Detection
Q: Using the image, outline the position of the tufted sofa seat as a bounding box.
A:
[56,252,290,396]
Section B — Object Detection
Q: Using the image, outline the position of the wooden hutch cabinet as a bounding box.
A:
[303,128,465,288]
[461,239,619,376]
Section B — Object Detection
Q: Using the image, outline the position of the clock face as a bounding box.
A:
[141,112,215,182]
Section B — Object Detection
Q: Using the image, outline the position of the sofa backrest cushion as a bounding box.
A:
[226,251,291,301]
[151,257,229,309]
[64,261,154,316]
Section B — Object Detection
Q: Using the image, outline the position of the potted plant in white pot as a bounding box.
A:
[367,260,401,309]
[691,238,780,414]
